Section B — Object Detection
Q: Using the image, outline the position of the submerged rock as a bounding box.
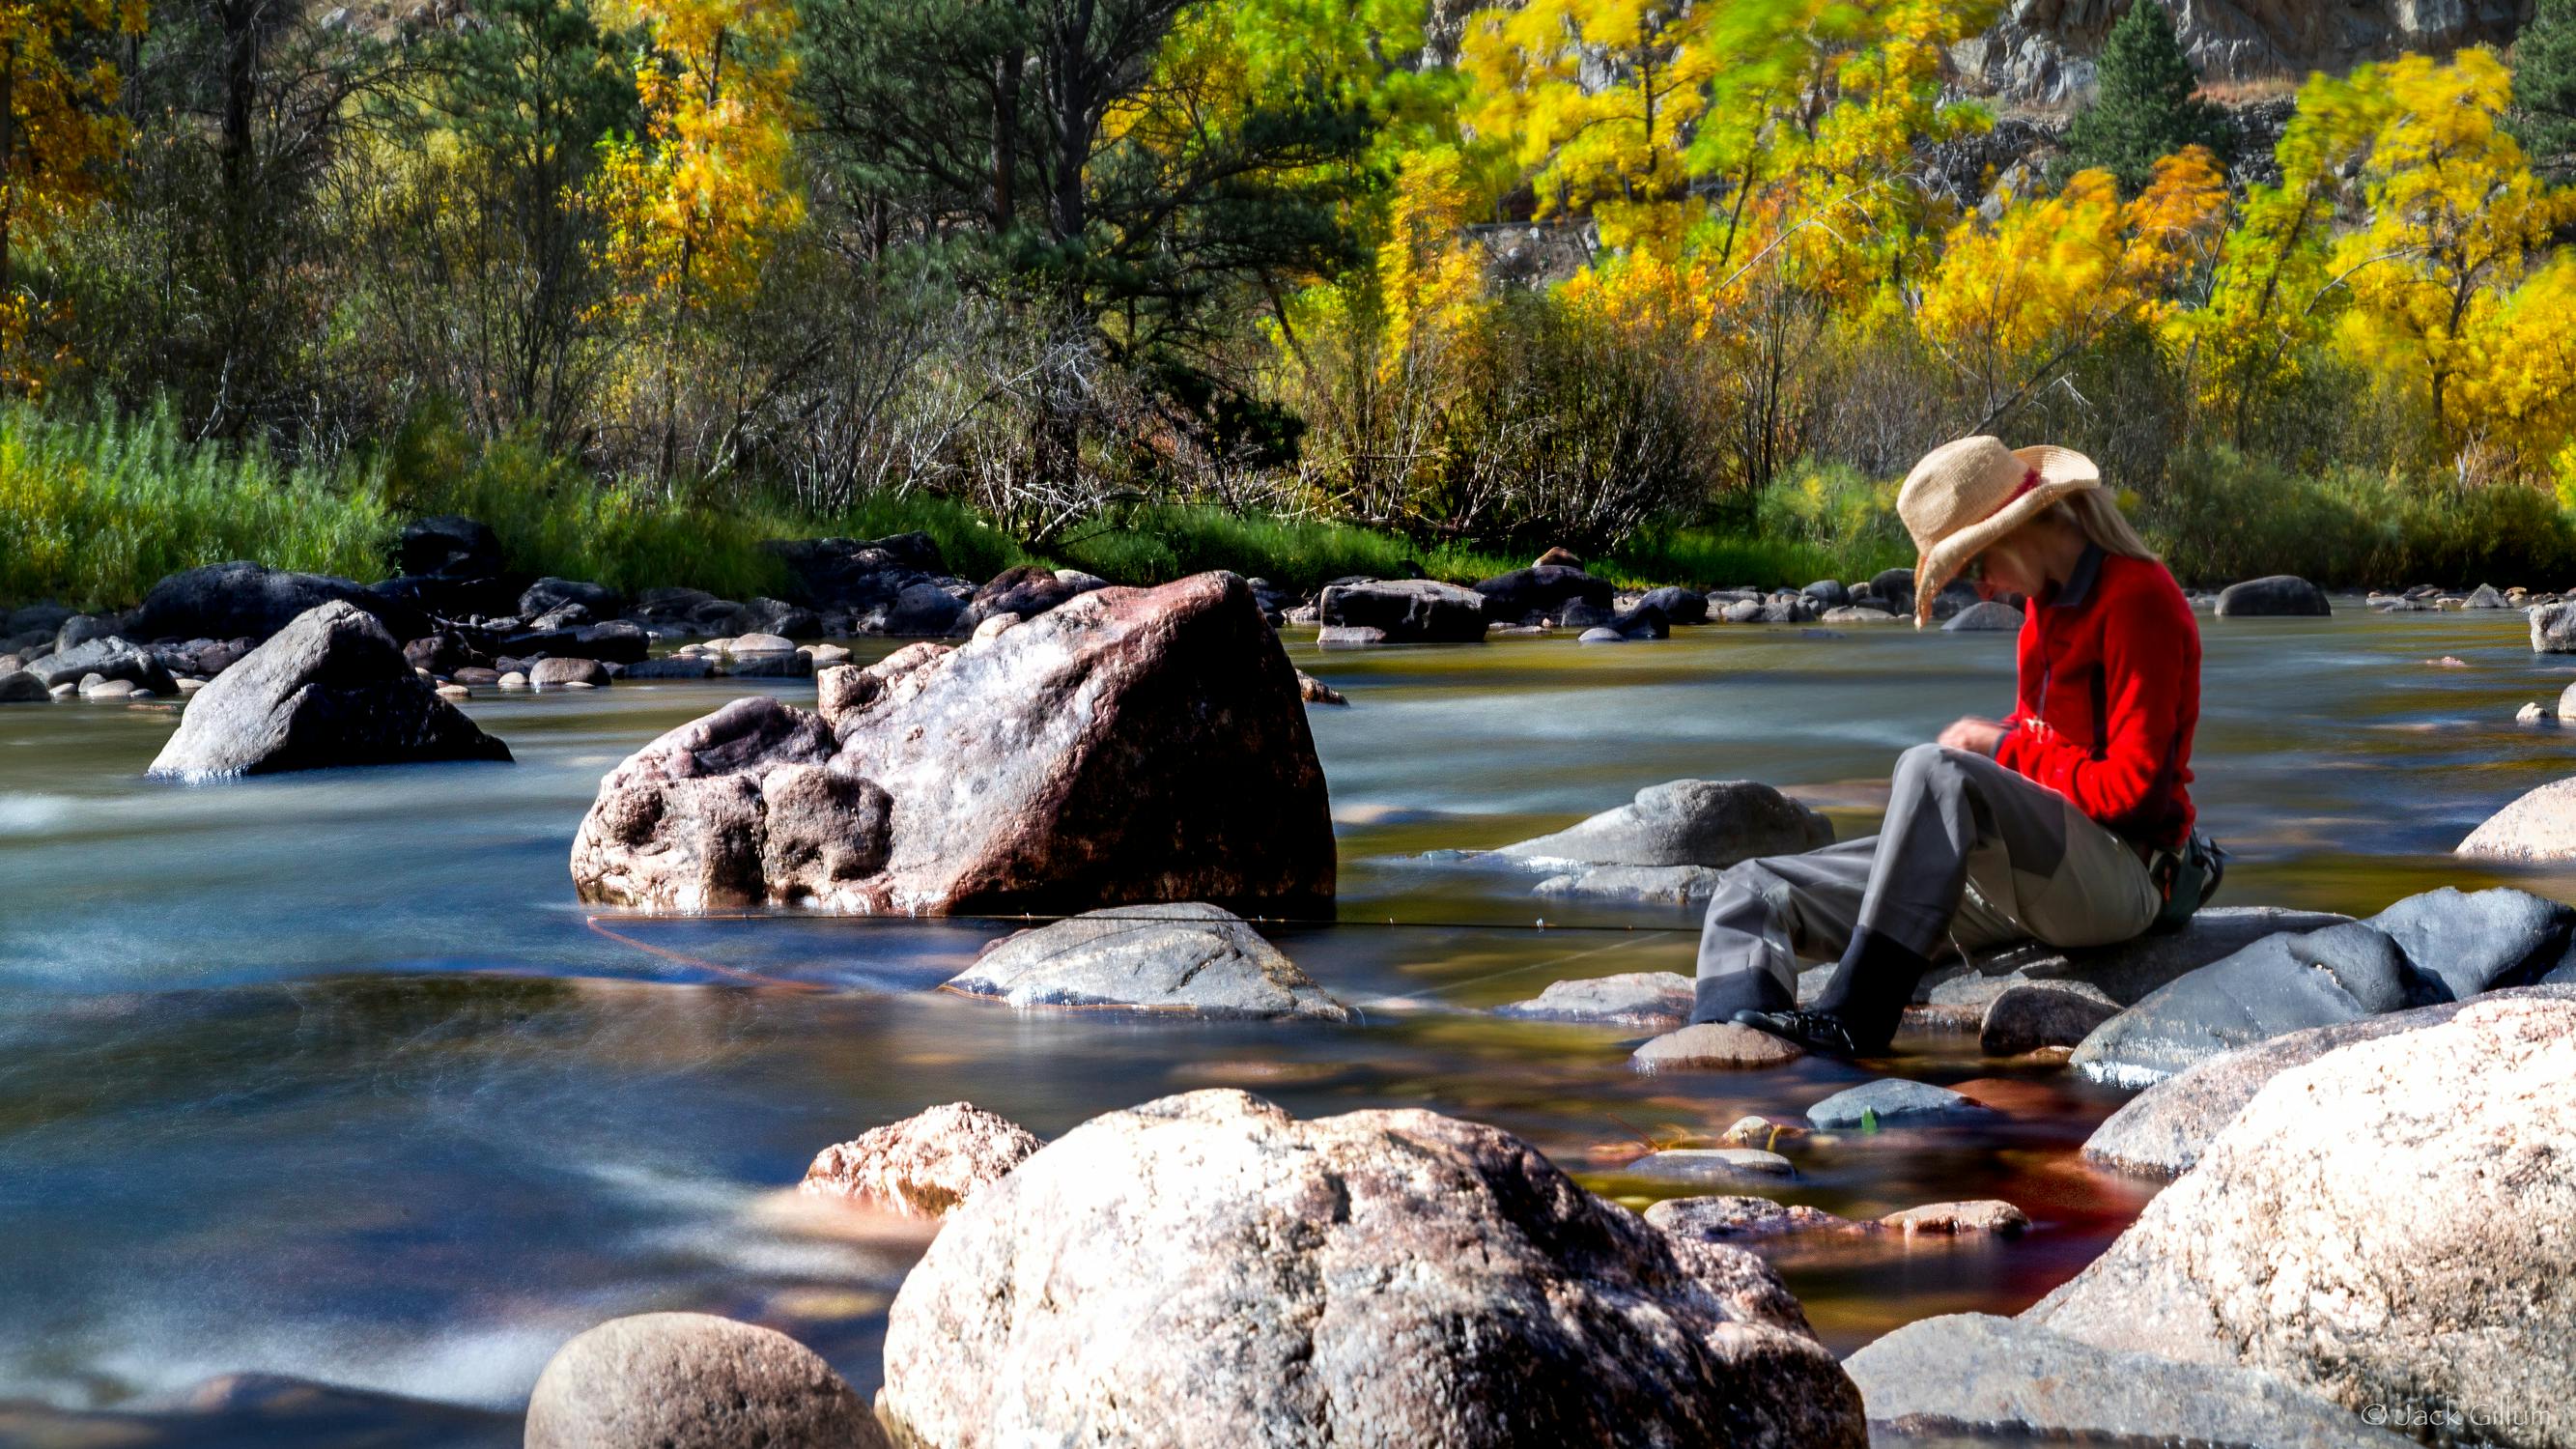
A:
[877,1089,1866,1448]
[1532,864,1724,903]
[148,603,511,779]
[1845,1314,2407,1449]
[1979,982,2118,1055]
[524,1313,881,1449]
[802,1102,1042,1216]
[572,573,1334,914]
[2030,996,2576,1446]
[1631,1022,1803,1070]
[1622,1148,1797,1184]
[1645,1196,1864,1240]
[948,904,1351,1021]
[1805,1079,1995,1128]
[2215,575,2331,617]
[1495,971,1694,1028]
[1496,780,1831,869]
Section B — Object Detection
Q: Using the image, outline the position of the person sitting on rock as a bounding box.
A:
[1705,437,2205,1058]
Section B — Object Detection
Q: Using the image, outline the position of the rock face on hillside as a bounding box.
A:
[149,602,511,778]
[878,1089,1866,1448]
[570,573,1334,914]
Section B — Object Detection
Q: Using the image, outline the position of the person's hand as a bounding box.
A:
[1938,716,2009,755]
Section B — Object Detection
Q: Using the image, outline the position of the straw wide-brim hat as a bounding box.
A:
[1899,437,2101,625]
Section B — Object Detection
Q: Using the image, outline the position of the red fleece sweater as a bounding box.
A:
[1992,548,2200,848]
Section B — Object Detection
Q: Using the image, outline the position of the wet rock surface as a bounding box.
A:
[1495,971,1694,1027]
[148,603,511,779]
[1632,1022,1804,1070]
[524,1312,882,1449]
[2215,574,2331,617]
[1317,578,1490,642]
[1806,1079,1996,1128]
[947,904,1351,1021]
[801,1102,1042,1216]
[878,1089,1866,1448]
[2457,776,2576,861]
[1496,779,1831,869]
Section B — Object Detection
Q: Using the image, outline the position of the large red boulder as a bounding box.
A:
[570,572,1334,914]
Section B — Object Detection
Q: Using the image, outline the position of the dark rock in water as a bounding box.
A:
[56,612,125,651]
[1294,670,1346,705]
[1942,600,2024,632]
[1635,585,1709,624]
[723,648,813,678]
[0,669,49,702]
[1473,565,1613,623]
[573,573,1333,914]
[520,577,623,619]
[2360,885,2571,1000]
[871,581,967,637]
[370,571,523,620]
[967,564,1105,626]
[567,620,650,664]
[1603,602,1671,639]
[1495,971,1694,1027]
[1319,579,1488,642]
[802,1102,1042,1217]
[1759,596,1821,624]
[736,597,817,638]
[1800,580,1849,608]
[763,532,945,608]
[529,656,609,688]
[1844,1314,2408,1449]
[1870,567,1916,613]
[2030,997,2576,1444]
[2531,600,2576,653]
[948,903,1350,1020]
[2080,984,2576,1179]
[1940,905,2352,1007]
[396,514,502,578]
[27,637,176,694]
[131,561,426,643]
[621,655,717,680]
[1806,1079,1996,1128]
[1980,983,2119,1056]
[878,1089,1865,1449]
[2069,921,2433,1087]
[6,602,72,638]
[1497,779,1831,868]
[2215,574,2331,617]
[148,602,511,779]
[401,631,488,676]
[525,1312,883,1449]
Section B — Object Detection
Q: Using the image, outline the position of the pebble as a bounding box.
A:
[436,684,470,699]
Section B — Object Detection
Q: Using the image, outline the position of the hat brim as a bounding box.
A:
[1911,446,2101,626]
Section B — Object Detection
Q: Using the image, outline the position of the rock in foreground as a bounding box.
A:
[571,573,1333,914]
[524,1312,882,1449]
[879,1089,1865,1448]
[2031,996,2576,1446]
[802,1102,1041,1217]
[148,603,511,779]
[2457,776,2576,861]
[1845,1314,2406,1448]
[1497,780,1831,868]
[948,904,1350,1021]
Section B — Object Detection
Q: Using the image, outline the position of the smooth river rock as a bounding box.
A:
[572,573,1334,914]
[1621,1148,1797,1184]
[2530,599,2576,652]
[1805,1079,1995,1128]
[801,1102,1042,1216]
[148,603,511,779]
[2457,776,2576,861]
[1845,1314,2409,1448]
[877,1089,1865,1448]
[1532,864,1724,903]
[947,903,1350,1021]
[1472,565,1612,623]
[25,637,178,694]
[1632,1022,1804,1070]
[1316,579,1489,642]
[130,560,426,643]
[1940,600,2024,632]
[2215,574,2331,617]
[1496,779,1831,869]
[1942,905,2351,1008]
[1495,971,1694,1028]
[2030,996,2576,1446]
[524,1312,882,1449]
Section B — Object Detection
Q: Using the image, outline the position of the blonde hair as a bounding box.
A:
[2054,490,2159,562]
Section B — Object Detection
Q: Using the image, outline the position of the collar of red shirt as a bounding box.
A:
[2040,542,2107,611]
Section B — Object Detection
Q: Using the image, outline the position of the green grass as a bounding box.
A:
[1053,504,1523,594]
[1602,528,1911,590]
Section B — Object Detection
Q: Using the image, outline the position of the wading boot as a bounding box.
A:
[1732,928,1935,1059]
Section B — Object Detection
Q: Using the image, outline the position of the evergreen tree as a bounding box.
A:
[2511,0,2576,178]
[2062,0,2227,193]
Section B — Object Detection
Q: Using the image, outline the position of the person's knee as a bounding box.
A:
[1893,741,1973,798]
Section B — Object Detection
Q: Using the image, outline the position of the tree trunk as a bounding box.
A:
[991,45,1021,233]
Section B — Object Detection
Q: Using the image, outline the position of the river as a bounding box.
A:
[2,602,2568,1442]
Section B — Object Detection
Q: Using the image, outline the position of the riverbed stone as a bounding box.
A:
[948,904,1349,1021]
[1941,600,2024,632]
[1979,983,2119,1056]
[0,670,46,702]
[1879,1200,2028,1236]
[1473,565,1612,624]
[1496,780,1831,869]
[1635,585,1709,624]
[2531,599,2576,652]
[1646,1196,1862,1239]
[2457,776,2576,861]
[1532,864,1724,903]
[1496,971,1694,1028]
[2216,575,2331,617]
[1947,905,2353,1007]
[26,637,177,694]
[1844,1314,2409,1449]
[620,655,716,679]
[148,603,511,779]
[573,573,1334,914]
[524,1312,881,1449]
[801,1102,1042,1217]
[1295,670,1346,705]
[2080,984,2576,1179]
[1632,1022,1804,1070]
[130,560,426,643]
[2029,996,2576,1446]
[521,578,622,619]
[1805,1079,1995,1128]
[877,1089,1865,1449]
[1622,1148,1797,1184]
[1318,578,1489,642]
[528,656,609,688]
[2068,921,2426,1087]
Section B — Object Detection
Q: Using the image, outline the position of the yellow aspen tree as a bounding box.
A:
[0,0,147,385]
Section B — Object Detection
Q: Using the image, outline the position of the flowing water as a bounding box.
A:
[4,602,2573,1443]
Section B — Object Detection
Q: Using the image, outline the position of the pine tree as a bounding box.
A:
[2062,0,2227,194]
[2511,0,2576,178]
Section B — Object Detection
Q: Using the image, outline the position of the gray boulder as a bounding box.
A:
[521,577,622,618]
[2531,599,2576,652]
[620,656,717,679]
[56,612,124,651]
[1845,1314,2407,1448]
[802,1102,1042,1217]
[130,560,424,642]
[2069,921,2431,1087]
[1940,905,2352,1007]
[1941,600,2024,632]
[874,581,967,637]
[524,1312,882,1449]
[2031,996,2576,1447]
[0,670,47,703]
[1319,579,1489,642]
[528,656,609,688]
[26,637,175,694]
[1806,1079,1995,1128]
[1473,565,1613,623]
[2216,575,2331,617]
[877,1089,1866,1448]
[2361,885,2571,999]
[2457,776,2576,861]
[1800,580,1849,608]
[1496,780,1831,869]
[147,602,511,779]
[948,903,1350,1021]
[573,574,1333,915]
[1635,585,1709,624]
[1980,982,2119,1055]
[2462,582,2507,609]
[1532,864,1724,903]
[1494,971,1694,1028]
